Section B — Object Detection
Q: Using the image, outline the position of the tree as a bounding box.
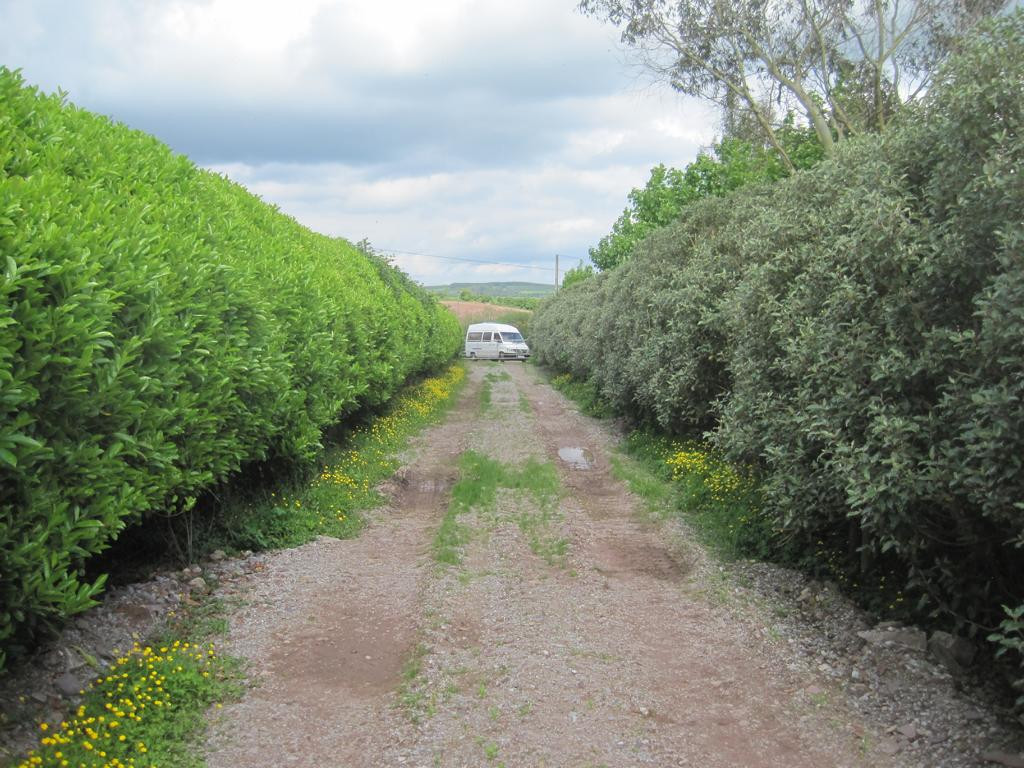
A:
[579,0,1007,165]
[589,133,821,270]
[562,260,597,289]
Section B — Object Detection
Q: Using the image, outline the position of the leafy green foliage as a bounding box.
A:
[548,373,613,419]
[588,133,823,270]
[989,605,1024,708]
[534,13,1024,684]
[560,261,595,290]
[0,69,462,668]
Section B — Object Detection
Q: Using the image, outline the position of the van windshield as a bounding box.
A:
[501,332,524,342]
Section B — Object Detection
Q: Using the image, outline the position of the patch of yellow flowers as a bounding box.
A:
[316,447,373,508]
[666,445,746,502]
[305,364,464,529]
[315,365,464,501]
[19,640,221,768]
[551,373,572,389]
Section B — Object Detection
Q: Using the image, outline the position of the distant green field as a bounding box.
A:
[426,281,556,299]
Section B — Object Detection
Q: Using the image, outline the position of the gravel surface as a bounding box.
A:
[726,560,1024,767]
[202,363,899,767]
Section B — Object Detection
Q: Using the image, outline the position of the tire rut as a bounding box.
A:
[204,370,479,768]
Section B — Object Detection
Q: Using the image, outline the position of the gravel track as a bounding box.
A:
[201,363,1018,767]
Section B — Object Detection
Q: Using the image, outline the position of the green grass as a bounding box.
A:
[433,452,563,566]
[13,590,246,768]
[479,370,510,413]
[395,641,477,725]
[619,431,768,560]
[548,373,614,419]
[164,597,233,640]
[516,506,568,566]
[518,391,531,414]
[609,455,674,521]
[397,643,437,724]
[13,640,243,768]
[435,510,471,567]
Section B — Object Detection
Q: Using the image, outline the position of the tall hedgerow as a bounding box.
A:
[715,12,1024,630]
[0,69,461,667]
[532,12,1024,658]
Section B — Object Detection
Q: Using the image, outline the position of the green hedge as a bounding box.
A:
[533,13,1024,638]
[0,69,461,667]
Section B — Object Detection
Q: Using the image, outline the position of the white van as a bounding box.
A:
[464,322,530,361]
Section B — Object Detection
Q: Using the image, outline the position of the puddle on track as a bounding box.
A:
[558,446,594,469]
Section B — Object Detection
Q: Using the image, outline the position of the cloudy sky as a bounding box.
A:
[0,0,718,286]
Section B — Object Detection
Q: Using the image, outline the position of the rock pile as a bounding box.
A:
[734,561,1024,768]
[0,550,264,763]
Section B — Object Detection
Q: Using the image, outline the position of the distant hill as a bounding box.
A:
[425,281,556,299]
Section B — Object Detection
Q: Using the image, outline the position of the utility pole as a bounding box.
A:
[555,253,559,292]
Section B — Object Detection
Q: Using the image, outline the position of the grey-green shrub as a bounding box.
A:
[532,13,1024,645]
[0,69,461,667]
[716,13,1024,627]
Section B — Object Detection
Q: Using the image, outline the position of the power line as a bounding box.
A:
[378,246,555,273]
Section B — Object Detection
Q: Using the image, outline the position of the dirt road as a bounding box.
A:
[205,363,902,767]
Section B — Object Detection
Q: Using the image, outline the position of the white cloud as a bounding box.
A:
[209,157,672,285]
[1,0,723,285]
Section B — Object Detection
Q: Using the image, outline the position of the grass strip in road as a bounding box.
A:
[516,505,568,566]
[434,452,562,566]
[479,369,510,413]
[518,390,531,414]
